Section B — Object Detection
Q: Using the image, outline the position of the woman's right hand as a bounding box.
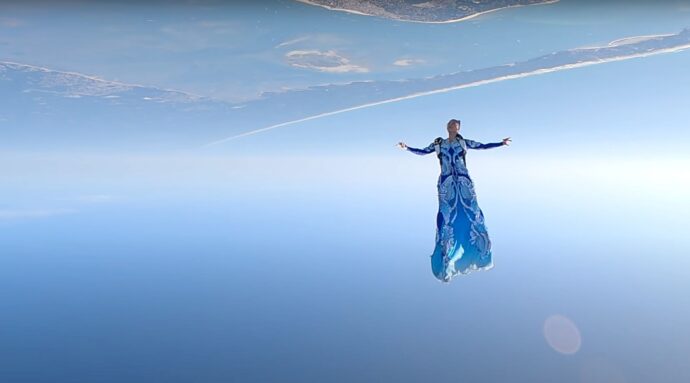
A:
[397,142,407,150]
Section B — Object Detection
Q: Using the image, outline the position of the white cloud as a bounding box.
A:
[275,34,350,49]
[393,58,426,67]
[285,49,369,73]
[275,36,310,48]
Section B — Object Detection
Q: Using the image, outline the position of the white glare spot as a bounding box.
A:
[543,314,581,355]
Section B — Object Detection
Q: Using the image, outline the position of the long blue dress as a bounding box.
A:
[406,135,503,282]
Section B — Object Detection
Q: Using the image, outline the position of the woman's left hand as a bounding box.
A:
[502,137,512,146]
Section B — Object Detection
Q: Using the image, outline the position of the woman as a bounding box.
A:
[398,119,511,283]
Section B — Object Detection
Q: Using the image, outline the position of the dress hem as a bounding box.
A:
[435,260,494,284]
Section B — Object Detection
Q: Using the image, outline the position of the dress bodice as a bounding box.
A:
[405,136,503,176]
[437,138,469,177]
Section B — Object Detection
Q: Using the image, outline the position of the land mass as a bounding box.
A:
[207,28,690,144]
[2,29,689,149]
[294,0,559,23]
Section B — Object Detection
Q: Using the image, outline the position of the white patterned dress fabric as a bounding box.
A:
[406,136,503,282]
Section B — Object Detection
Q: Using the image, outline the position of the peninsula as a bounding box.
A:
[295,0,559,23]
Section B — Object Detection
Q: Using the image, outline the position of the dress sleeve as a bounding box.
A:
[406,141,436,155]
[464,138,503,150]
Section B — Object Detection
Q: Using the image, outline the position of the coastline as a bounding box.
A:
[608,33,677,47]
[294,0,560,24]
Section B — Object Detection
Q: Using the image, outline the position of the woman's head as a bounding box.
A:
[447,119,461,135]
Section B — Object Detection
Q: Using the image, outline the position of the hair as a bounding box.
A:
[447,118,461,129]
[447,119,463,141]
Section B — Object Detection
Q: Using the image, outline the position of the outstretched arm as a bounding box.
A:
[404,141,436,155]
[465,137,509,150]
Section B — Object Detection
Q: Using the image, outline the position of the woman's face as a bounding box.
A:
[448,121,460,134]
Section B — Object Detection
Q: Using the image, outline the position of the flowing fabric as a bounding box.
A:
[407,136,503,282]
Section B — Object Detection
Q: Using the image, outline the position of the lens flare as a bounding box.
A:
[543,314,582,355]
